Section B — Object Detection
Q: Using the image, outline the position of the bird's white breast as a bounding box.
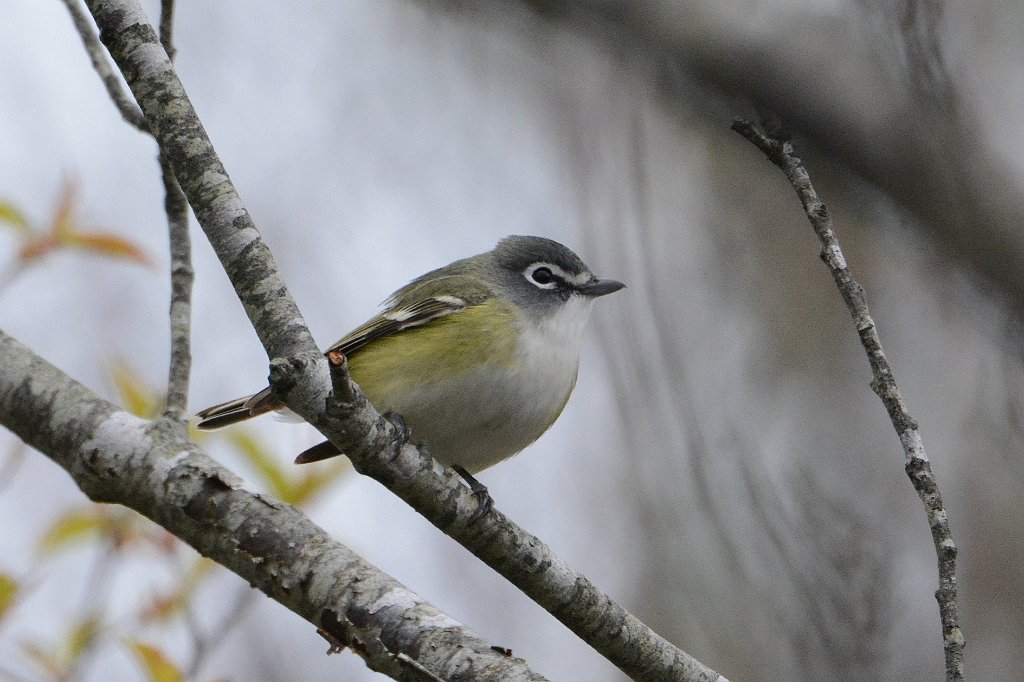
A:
[389,295,596,473]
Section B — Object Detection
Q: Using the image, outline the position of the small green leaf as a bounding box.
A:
[108,361,162,418]
[0,573,19,620]
[0,201,32,233]
[20,618,104,679]
[127,640,183,682]
[286,460,350,507]
[68,618,101,659]
[228,431,349,505]
[39,507,140,554]
[229,431,292,501]
[39,510,106,553]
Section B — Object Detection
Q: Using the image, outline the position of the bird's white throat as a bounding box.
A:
[517,294,596,381]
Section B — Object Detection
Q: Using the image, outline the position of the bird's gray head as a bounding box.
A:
[488,236,625,314]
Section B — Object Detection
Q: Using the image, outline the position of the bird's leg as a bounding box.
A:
[452,464,493,524]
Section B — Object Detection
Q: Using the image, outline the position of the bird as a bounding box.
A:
[194,235,624,478]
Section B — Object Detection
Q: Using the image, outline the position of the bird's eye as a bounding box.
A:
[531,267,555,285]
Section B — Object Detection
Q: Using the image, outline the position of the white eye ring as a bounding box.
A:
[524,263,560,289]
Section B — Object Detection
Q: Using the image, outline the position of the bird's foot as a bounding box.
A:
[452,464,493,524]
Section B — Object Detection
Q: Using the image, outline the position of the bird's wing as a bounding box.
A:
[326,274,492,356]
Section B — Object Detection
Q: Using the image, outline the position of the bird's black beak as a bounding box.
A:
[578,277,626,298]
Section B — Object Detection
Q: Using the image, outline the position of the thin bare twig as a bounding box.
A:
[64,0,192,417]
[160,152,192,420]
[731,117,965,681]
[159,0,177,61]
[184,584,257,679]
[60,0,147,131]
[156,0,193,420]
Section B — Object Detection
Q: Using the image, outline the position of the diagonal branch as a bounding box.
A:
[732,117,965,682]
[72,1,727,680]
[60,0,147,131]
[0,329,546,681]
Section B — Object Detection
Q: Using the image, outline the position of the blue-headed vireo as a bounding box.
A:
[195,235,624,475]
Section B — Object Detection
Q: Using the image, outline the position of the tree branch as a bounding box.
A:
[63,0,194,420]
[0,329,546,681]
[732,117,965,681]
[158,0,177,61]
[156,0,192,421]
[160,149,192,420]
[82,0,320,374]
[60,0,147,132]
[74,1,727,679]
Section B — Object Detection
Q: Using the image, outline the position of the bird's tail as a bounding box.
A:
[194,387,278,430]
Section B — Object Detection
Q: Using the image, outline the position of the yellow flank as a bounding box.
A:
[346,298,519,405]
